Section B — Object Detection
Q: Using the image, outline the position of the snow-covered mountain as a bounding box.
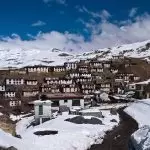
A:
[78,40,150,61]
[1,40,150,68]
[0,47,74,68]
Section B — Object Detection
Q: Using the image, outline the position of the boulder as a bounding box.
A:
[110,108,117,115]
[7,147,17,150]
[110,119,117,122]
[66,116,103,125]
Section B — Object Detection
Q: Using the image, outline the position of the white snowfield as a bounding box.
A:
[0,49,73,68]
[0,111,119,150]
[0,39,150,67]
[125,99,150,150]
[125,99,150,127]
[79,40,150,60]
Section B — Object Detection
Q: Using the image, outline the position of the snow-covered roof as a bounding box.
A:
[32,100,52,105]
[80,108,101,113]
[44,93,84,100]
[129,79,150,86]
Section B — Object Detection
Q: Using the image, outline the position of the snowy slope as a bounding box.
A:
[0,47,74,68]
[125,99,150,150]
[78,40,150,61]
[0,129,30,149]
[0,40,150,67]
[125,99,150,127]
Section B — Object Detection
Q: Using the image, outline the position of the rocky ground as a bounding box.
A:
[89,108,138,150]
[0,147,17,150]
[0,115,15,135]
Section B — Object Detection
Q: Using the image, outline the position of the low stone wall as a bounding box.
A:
[81,112,103,118]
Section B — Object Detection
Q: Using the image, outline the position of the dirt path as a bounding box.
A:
[89,108,138,150]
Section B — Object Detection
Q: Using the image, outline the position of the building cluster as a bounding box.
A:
[0,54,149,112]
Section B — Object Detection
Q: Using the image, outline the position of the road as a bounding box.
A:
[89,108,138,150]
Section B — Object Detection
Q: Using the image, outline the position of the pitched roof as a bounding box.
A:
[42,93,84,100]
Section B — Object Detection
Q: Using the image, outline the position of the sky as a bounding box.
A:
[0,0,150,52]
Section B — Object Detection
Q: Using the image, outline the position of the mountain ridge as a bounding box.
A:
[0,40,150,68]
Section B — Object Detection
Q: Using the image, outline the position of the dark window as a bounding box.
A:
[72,100,80,106]
[51,100,59,107]
[136,85,142,90]
[39,105,43,115]
[64,100,68,103]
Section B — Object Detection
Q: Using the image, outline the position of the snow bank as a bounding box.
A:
[16,116,34,135]
[125,99,150,150]
[0,129,32,150]
[125,99,150,127]
[0,129,19,148]
[96,103,129,110]
[10,113,33,122]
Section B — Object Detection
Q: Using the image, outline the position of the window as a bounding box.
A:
[72,100,80,106]
[64,100,68,103]
[131,86,135,89]
[51,101,59,107]
[39,105,43,115]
